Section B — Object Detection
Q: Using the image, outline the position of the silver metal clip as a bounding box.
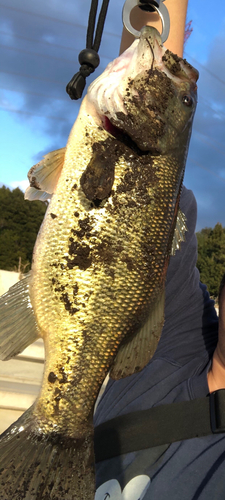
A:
[122,0,170,44]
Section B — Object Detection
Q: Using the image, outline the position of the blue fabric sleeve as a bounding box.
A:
[154,186,218,365]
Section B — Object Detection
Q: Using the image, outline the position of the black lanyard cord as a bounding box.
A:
[66,0,110,100]
[87,0,110,51]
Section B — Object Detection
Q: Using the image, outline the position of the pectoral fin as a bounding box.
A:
[110,292,165,380]
[25,147,66,201]
[171,208,187,256]
[0,273,40,360]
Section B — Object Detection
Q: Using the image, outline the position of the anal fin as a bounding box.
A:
[171,208,187,256]
[110,292,165,380]
[0,273,40,360]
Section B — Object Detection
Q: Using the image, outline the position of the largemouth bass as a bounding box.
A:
[0,26,198,500]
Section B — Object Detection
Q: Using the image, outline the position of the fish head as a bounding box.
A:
[87,26,199,156]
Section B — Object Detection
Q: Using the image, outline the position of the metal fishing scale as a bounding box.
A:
[123,0,170,43]
[66,0,170,100]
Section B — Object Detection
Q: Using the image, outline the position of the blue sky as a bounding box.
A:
[0,0,225,230]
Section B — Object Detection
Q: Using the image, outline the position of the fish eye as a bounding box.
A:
[182,94,193,107]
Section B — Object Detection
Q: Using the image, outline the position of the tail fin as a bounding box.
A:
[0,407,95,499]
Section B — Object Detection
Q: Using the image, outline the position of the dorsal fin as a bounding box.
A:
[25,147,66,201]
[24,187,52,202]
[110,292,165,380]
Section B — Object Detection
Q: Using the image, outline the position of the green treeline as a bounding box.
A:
[0,186,224,297]
[0,186,46,272]
[196,223,225,298]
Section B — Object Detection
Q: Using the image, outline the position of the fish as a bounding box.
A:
[0,26,198,500]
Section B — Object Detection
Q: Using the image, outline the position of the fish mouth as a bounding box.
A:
[88,26,198,154]
[87,26,164,126]
[101,115,154,155]
[101,115,161,156]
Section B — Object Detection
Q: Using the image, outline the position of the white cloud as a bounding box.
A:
[10,180,29,191]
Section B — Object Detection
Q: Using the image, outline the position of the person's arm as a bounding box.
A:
[208,289,225,392]
[207,350,225,392]
[120,0,189,56]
